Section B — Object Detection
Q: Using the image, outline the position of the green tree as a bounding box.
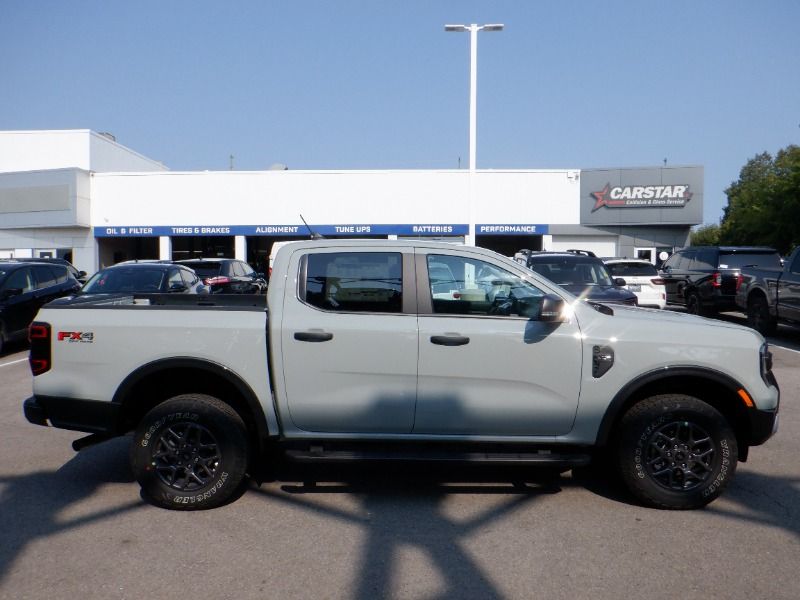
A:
[720,145,800,254]
[690,223,720,246]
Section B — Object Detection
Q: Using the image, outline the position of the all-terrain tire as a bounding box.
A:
[131,394,249,510]
[747,295,778,336]
[686,292,712,317]
[617,394,737,509]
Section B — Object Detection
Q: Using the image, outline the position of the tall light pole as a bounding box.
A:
[445,23,504,246]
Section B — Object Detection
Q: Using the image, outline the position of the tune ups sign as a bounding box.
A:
[580,166,703,225]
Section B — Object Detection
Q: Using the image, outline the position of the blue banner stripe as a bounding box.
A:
[93,224,549,237]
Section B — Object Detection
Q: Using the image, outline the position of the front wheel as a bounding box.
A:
[617,394,737,509]
[131,394,249,510]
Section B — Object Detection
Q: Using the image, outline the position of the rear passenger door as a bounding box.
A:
[279,248,418,434]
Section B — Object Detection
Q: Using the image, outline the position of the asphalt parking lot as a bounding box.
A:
[0,312,798,600]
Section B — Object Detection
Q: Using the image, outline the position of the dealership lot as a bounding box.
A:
[0,315,798,600]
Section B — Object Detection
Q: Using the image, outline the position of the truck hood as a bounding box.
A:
[596,304,756,334]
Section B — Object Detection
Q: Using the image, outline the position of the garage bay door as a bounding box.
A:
[549,236,617,258]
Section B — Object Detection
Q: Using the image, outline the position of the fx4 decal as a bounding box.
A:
[57,331,94,343]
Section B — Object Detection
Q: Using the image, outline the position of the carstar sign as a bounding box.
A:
[591,183,693,211]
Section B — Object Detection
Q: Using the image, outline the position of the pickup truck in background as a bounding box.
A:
[659,246,782,316]
[736,246,800,335]
[24,240,779,511]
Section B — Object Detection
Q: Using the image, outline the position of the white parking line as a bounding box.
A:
[0,358,27,368]
[770,344,800,355]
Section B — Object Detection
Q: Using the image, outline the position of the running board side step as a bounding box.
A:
[285,448,591,467]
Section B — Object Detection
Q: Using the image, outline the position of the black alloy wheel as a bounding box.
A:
[151,421,222,492]
[641,420,715,492]
[747,296,778,336]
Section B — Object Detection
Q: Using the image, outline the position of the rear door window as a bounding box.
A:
[607,262,658,277]
[167,269,184,290]
[691,249,716,269]
[1,267,34,294]
[718,252,782,270]
[181,269,198,286]
[187,262,222,278]
[662,251,683,270]
[31,265,57,289]
[304,252,403,313]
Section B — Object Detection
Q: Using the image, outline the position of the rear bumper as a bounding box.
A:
[24,395,120,434]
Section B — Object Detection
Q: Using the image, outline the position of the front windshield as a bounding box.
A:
[528,258,615,286]
[82,267,166,293]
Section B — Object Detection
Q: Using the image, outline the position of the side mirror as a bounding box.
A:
[614,278,627,287]
[78,271,87,278]
[538,294,567,322]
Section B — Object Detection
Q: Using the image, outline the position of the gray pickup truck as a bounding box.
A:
[736,246,800,335]
[24,240,779,511]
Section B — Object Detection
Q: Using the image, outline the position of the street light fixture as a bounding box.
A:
[445,23,504,246]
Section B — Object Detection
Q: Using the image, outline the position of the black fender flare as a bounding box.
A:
[595,365,751,447]
[112,357,271,452]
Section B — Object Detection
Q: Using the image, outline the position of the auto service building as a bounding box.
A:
[1,130,703,274]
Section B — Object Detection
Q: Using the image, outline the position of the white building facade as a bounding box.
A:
[1,130,702,274]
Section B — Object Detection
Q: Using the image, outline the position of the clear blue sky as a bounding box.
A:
[2,1,798,225]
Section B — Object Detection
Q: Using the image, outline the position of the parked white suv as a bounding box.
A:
[604,258,666,309]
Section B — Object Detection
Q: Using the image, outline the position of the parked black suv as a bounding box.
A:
[0,261,81,353]
[80,263,209,295]
[514,250,638,306]
[12,257,88,284]
[175,259,267,294]
[659,246,782,316]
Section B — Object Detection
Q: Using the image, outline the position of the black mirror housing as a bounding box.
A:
[539,294,566,322]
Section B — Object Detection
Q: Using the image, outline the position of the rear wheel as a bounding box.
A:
[747,295,778,335]
[686,292,711,317]
[617,394,737,509]
[131,394,249,510]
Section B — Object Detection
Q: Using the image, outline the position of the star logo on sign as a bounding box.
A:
[590,184,611,212]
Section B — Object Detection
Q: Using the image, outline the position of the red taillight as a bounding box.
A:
[29,324,49,340]
[711,272,722,288]
[28,321,51,376]
[735,273,744,291]
[650,278,664,285]
[204,276,231,286]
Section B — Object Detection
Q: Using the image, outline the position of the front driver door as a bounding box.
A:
[415,251,582,436]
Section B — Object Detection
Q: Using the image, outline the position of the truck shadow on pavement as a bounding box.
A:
[255,463,563,600]
[0,436,145,584]
[252,461,800,600]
